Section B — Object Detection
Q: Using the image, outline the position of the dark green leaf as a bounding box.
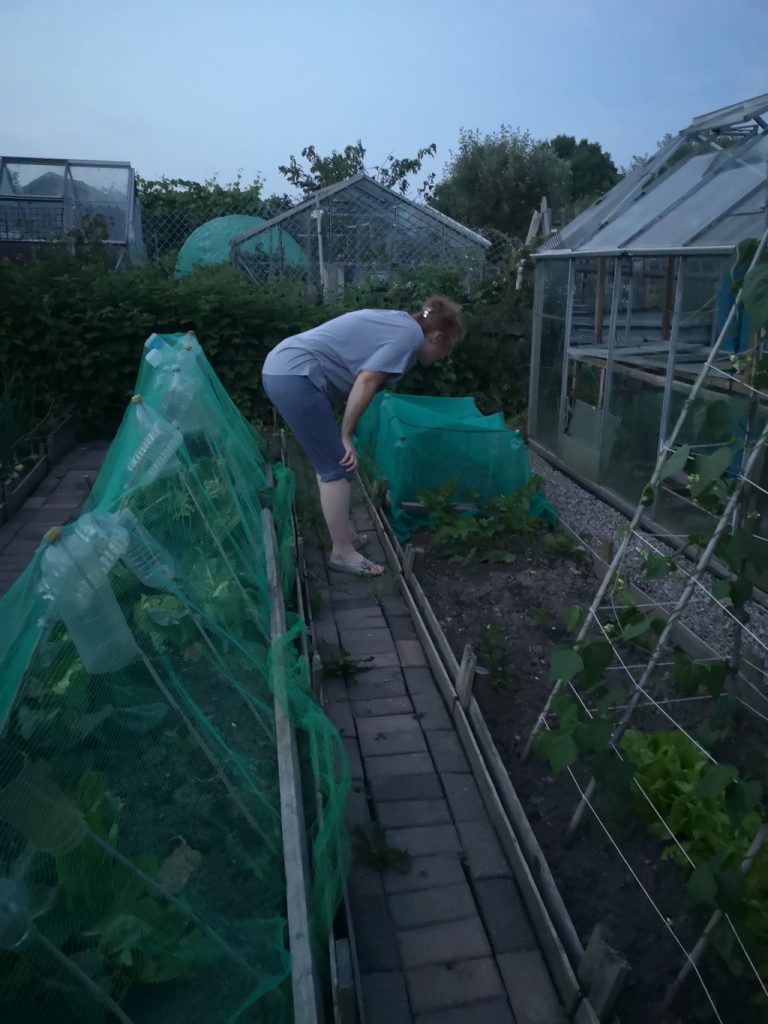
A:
[697,763,738,799]
[687,866,717,907]
[724,778,762,827]
[673,654,729,698]
[552,692,581,730]
[574,716,613,753]
[660,444,690,480]
[621,615,652,641]
[716,869,746,913]
[576,640,613,689]
[696,446,735,485]
[592,749,636,792]
[644,553,670,579]
[563,604,587,633]
[550,646,583,683]
[711,579,731,601]
[705,400,736,439]
[535,730,579,774]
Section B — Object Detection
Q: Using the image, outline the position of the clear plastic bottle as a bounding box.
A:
[117,508,175,588]
[40,525,139,674]
[125,397,183,486]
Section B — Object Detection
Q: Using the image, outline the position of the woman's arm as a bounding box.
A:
[339,370,388,470]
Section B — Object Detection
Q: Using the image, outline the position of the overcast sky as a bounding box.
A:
[2,0,766,198]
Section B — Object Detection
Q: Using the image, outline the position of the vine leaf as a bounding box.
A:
[550,646,583,683]
[697,762,738,799]
[535,730,579,774]
[660,444,690,480]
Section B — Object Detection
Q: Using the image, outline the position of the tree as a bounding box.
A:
[278,140,437,198]
[431,126,571,238]
[135,174,293,261]
[549,135,619,201]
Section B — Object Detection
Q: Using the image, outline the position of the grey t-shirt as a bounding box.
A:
[263,309,423,404]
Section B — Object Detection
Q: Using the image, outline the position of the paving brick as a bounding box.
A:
[414,998,515,1024]
[383,596,410,617]
[496,951,561,1024]
[397,639,428,667]
[473,878,537,953]
[398,917,491,969]
[348,890,400,971]
[341,634,397,657]
[361,971,413,1024]
[404,667,437,694]
[368,773,444,803]
[411,690,452,730]
[339,625,396,647]
[384,824,461,858]
[358,713,425,737]
[0,522,21,550]
[368,651,401,669]
[425,731,471,773]
[343,736,364,780]
[378,798,452,830]
[351,695,414,718]
[322,677,349,702]
[388,616,418,640]
[406,958,505,1015]
[384,854,466,894]
[456,821,510,880]
[441,773,487,822]
[359,726,427,758]
[345,786,373,830]
[388,881,476,930]
[324,701,355,737]
[365,753,434,780]
[348,860,386,897]
[335,607,387,626]
[21,496,47,510]
[349,675,408,700]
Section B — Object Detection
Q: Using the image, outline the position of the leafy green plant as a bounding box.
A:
[321,646,373,683]
[353,824,411,873]
[419,476,542,563]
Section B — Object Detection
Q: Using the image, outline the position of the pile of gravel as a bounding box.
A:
[530,450,768,673]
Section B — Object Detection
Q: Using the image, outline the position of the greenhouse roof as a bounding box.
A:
[537,92,768,258]
[231,172,491,250]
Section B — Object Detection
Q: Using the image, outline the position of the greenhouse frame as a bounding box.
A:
[528,92,768,539]
[0,156,143,265]
[230,172,490,296]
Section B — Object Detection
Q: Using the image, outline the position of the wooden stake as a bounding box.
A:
[456,644,477,710]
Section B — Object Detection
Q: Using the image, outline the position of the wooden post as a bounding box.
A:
[577,925,628,1020]
[403,543,416,582]
[456,644,478,710]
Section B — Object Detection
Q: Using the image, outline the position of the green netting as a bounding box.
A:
[356,392,557,540]
[0,332,349,1023]
[174,216,306,278]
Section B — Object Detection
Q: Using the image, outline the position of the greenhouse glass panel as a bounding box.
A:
[585,154,715,251]
[530,259,570,451]
[3,161,67,195]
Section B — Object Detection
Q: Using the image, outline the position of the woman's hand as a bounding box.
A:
[340,436,357,472]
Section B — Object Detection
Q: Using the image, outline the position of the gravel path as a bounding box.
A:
[529,450,768,677]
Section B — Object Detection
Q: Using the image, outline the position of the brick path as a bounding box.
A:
[312,503,563,1024]
[0,442,110,596]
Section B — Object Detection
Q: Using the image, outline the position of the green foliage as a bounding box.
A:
[742,262,768,335]
[419,477,542,562]
[548,135,620,201]
[353,824,411,873]
[432,126,572,237]
[0,253,528,440]
[278,140,437,199]
[321,647,373,683]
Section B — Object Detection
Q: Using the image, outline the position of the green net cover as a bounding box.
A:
[356,392,557,540]
[0,332,349,1023]
[174,216,306,278]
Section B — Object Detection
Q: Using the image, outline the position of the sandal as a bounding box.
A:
[328,554,385,577]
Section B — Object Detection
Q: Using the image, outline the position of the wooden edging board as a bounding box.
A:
[358,485,598,1020]
[262,507,322,1023]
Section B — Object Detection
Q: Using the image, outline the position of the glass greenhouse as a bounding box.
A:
[230,172,490,297]
[528,93,768,541]
[0,157,142,265]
